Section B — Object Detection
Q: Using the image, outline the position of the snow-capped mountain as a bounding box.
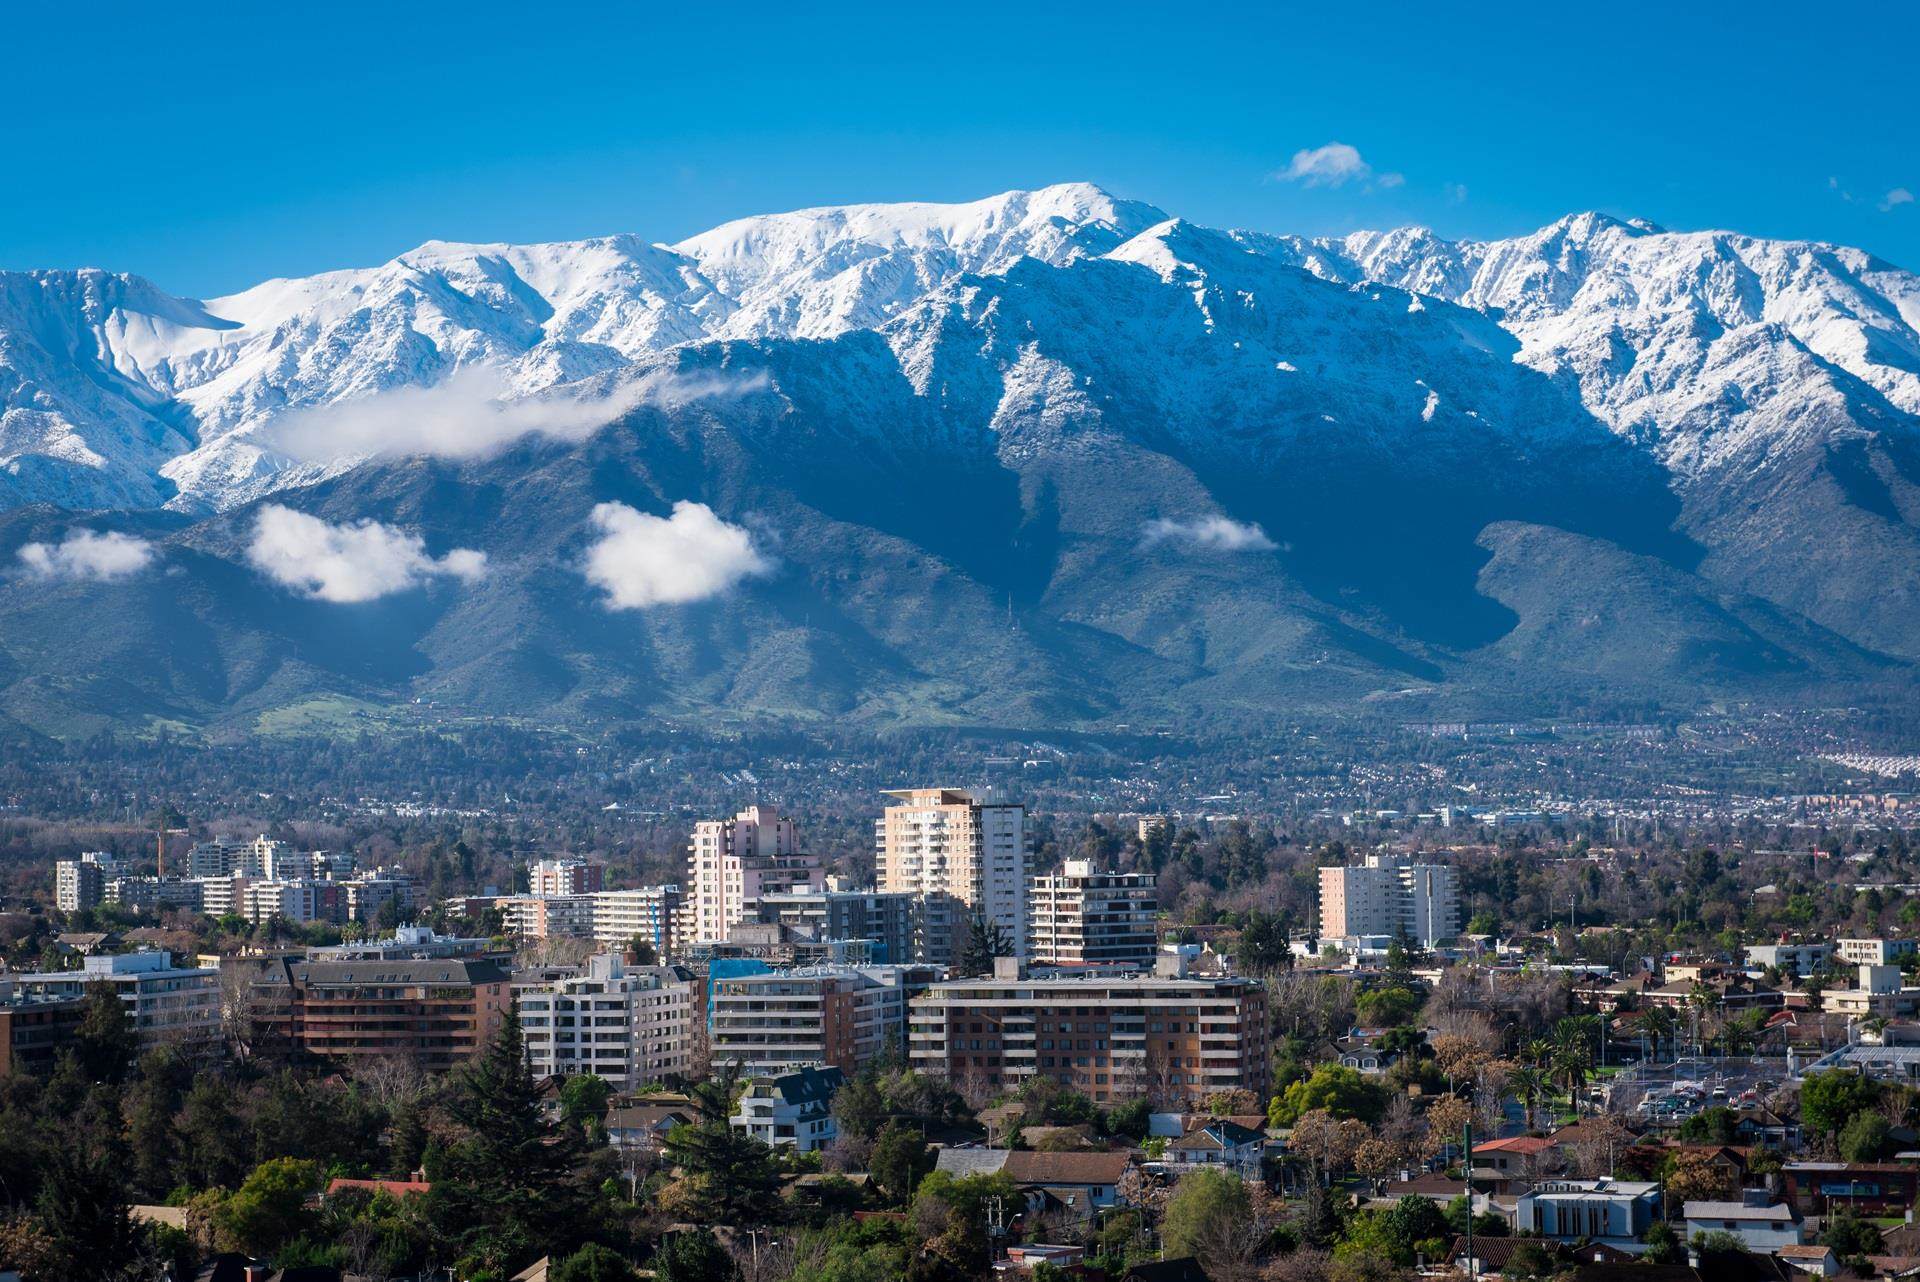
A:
[1242,212,1920,476]
[0,183,1170,512]
[3,184,1919,736]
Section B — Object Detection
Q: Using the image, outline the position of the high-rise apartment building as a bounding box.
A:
[1027,861,1159,970]
[514,954,696,1089]
[529,857,605,898]
[1317,853,1459,947]
[754,881,917,965]
[590,886,683,955]
[906,953,1269,1106]
[876,788,1028,964]
[685,806,824,945]
[55,854,113,912]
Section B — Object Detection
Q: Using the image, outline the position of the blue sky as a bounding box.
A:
[4,1,1915,296]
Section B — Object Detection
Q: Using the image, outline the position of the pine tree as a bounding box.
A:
[74,980,137,1084]
[955,914,1011,978]
[34,1129,140,1282]
[658,1062,782,1225]
[431,1011,591,1274]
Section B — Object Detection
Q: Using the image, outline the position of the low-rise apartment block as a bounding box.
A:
[730,1065,845,1152]
[11,951,219,1047]
[0,994,87,1077]
[907,953,1270,1106]
[1837,938,1917,966]
[253,957,511,1071]
[709,962,936,1074]
[1745,942,1831,977]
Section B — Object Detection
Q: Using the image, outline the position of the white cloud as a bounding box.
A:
[582,501,771,609]
[1444,182,1470,204]
[1882,187,1915,212]
[1140,515,1277,552]
[16,529,157,582]
[1279,142,1399,190]
[246,505,487,603]
[265,366,768,464]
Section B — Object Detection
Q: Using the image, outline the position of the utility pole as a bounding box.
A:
[1463,1118,1475,1280]
[985,1195,1006,1266]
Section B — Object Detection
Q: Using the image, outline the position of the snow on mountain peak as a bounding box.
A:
[2,186,1918,514]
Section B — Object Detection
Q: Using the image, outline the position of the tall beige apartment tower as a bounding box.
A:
[685,805,824,945]
[876,788,1027,964]
[1317,852,1459,947]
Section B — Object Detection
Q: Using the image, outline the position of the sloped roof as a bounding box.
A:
[935,1148,1013,1178]
[1003,1150,1131,1185]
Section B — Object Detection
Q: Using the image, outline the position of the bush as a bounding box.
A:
[550,1243,638,1282]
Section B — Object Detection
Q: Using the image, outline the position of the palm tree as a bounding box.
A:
[1510,1065,1547,1132]
[1639,1006,1679,1062]
[1552,1016,1598,1113]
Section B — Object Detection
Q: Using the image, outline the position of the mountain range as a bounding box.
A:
[2,183,1918,738]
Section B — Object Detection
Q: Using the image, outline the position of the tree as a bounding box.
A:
[1268,1065,1388,1125]
[1642,1221,1681,1264]
[1801,1070,1880,1137]
[1822,1211,1885,1262]
[869,1122,934,1205]
[955,914,1011,978]
[32,1132,141,1282]
[560,1073,613,1131]
[831,1071,888,1142]
[1290,1109,1368,1181]
[1355,985,1420,1028]
[1665,1151,1734,1204]
[1502,1241,1561,1279]
[179,1072,251,1190]
[1839,1111,1890,1162]
[1421,1095,1473,1162]
[1162,1169,1251,1259]
[215,1158,323,1256]
[653,1229,741,1282]
[658,1062,783,1225]
[551,1242,641,1282]
[1678,1106,1737,1145]
[1353,1138,1402,1192]
[73,980,137,1084]
[431,1010,593,1275]
[1690,1229,1747,1260]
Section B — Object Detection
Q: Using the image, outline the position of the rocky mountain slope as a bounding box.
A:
[0,185,1916,737]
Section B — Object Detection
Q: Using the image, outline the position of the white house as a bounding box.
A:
[1683,1192,1805,1252]
[730,1066,844,1152]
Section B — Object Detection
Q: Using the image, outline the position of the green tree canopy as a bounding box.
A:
[1162,1168,1251,1259]
[653,1228,741,1282]
[73,980,138,1084]
[658,1062,783,1225]
[551,1242,640,1282]
[1268,1064,1390,1125]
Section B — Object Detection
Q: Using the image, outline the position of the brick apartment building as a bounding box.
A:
[253,957,511,1071]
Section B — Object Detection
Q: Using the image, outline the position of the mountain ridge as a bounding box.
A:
[2,184,1919,738]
